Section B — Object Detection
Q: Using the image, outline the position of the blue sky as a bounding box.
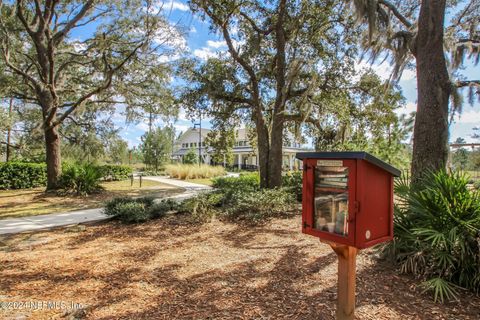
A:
[117,0,480,148]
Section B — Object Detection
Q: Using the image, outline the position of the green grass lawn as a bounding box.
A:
[185,178,214,186]
[0,179,184,220]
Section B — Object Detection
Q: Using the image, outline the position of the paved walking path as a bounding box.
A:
[0,177,211,235]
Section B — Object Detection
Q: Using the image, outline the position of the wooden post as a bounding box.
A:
[325,241,358,320]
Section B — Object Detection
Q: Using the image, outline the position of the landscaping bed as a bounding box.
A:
[1,215,479,319]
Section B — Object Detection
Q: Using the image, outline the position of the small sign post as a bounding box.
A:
[296,152,400,319]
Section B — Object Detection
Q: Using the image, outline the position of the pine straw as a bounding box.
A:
[1,216,479,320]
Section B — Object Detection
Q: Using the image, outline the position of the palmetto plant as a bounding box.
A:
[381,170,480,302]
[59,162,103,195]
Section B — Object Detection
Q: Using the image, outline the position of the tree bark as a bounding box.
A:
[411,0,450,184]
[40,92,62,190]
[268,115,284,188]
[255,116,270,189]
[6,98,13,162]
[44,124,62,190]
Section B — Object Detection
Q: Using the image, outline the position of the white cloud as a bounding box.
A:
[395,101,417,116]
[136,122,150,131]
[126,138,139,148]
[151,0,189,12]
[355,60,416,82]
[190,26,197,33]
[454,110,480,124]
[193,39,232,60]
[193,47,219,60]
[153,21,188,51]
[206,40,226,49]
[166,0,189,11]
[174,124,191,133]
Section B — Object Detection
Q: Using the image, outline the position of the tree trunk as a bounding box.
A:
[255,118,270,189]
[6,97,13,162]
[268,115,284,188]
[411,0,450,184]
[44,125,62,190]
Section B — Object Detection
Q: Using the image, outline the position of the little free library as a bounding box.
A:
[296,151,401,320]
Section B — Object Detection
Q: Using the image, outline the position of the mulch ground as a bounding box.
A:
[0,215,479,320]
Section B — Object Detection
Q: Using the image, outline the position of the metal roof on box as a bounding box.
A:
[295,151,401,177]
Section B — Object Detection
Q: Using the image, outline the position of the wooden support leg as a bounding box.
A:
[329,243,357,320]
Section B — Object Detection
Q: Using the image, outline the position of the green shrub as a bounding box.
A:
[0,162,47,189]
[98,164,132,181]
[282,171,302,202]
[380,171,480,302]
[59,162,103,195]
[473,180,480,190]
[212,173,260,204]
[110,202,150,223]
[180,192,223,223]
[183,149,198,164]
[104,196,179,223]
[149,199,180,218]
[141,169,165,176]
[222,187,297,223]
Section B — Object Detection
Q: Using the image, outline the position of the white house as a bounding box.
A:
[172,127,308,170]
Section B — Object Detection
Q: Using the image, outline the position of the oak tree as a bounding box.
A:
[350,0,479,182]
[0,0,180,189]
[185,0,358,188]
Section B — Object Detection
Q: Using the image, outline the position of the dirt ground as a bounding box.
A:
[0,215,479,320]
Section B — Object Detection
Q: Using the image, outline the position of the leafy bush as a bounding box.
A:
[183,149,198,164]
[59,162,103,195]
[141,169,165,176]
[165,164,226,180]
[380,171,480,302]
[0,162,47,189]
[149,199,180,218]
[473,180,480,190]
[213,173,260,192]
[222,187,297,223]
[110,202,151,223]
[282,171,302,202]
[179,192,223,223]
[97,164,132,181]
[104,196,180,223]
[212,173,259,203]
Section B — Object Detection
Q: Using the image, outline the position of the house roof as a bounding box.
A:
[176,128,211,142]
[295,151,401,177]
[236,128,248,140]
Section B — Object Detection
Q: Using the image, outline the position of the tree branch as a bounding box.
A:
[239,11,273,35]
[378,0,413,28]
[47,40,145,129]
[456,80,480,88]
[51,0,95,46]
[284,113,321,128]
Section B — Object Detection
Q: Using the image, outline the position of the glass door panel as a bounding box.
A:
[313,165,349,236]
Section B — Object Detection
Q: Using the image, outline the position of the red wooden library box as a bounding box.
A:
[296,152,401,249]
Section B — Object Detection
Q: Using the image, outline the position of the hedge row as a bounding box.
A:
[0,162,133,190]
[97,164,132,181]
[0,162,47,189]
